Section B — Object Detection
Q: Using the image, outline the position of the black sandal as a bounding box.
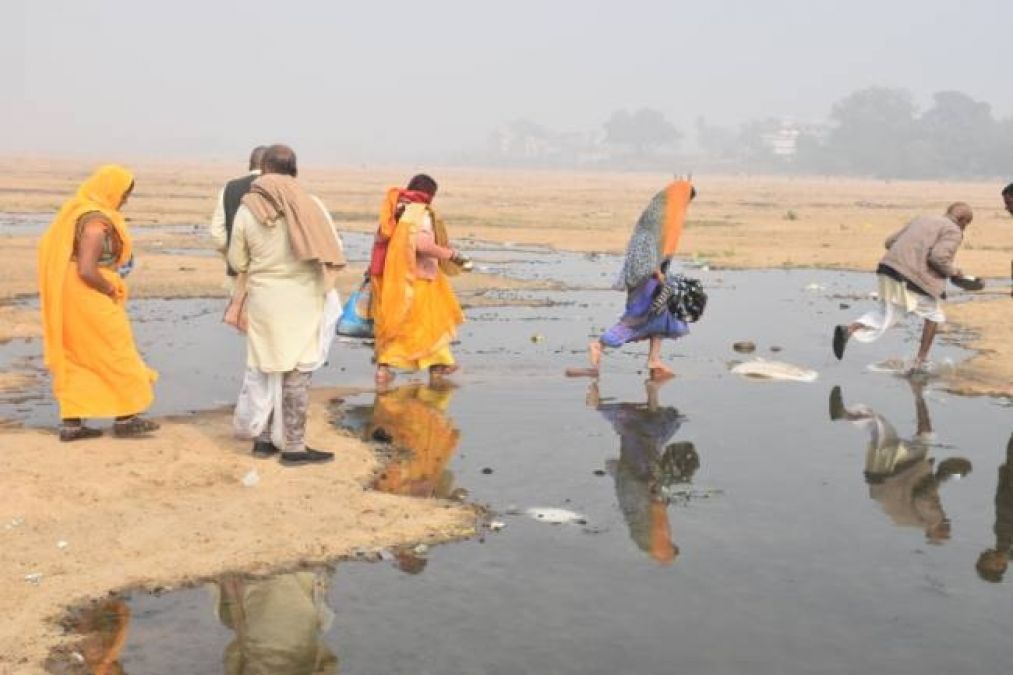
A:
[113,416,160,438]
[59,425,103,443]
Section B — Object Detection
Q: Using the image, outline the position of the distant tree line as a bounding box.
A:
[484,87,1012,179]
[702,87,1012,179]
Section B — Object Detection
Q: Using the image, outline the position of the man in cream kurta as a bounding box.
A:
[227,145,342,466]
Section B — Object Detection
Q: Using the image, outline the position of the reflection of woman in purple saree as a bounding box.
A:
[588,380,699,564]
[588,180,695,380]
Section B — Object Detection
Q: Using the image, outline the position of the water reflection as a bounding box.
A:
[588,380,699,565]
[357,383,461,500]
[976,433,1013,583]
[215,570,337,674]
[61,600,130,675]
[335,383,461,576]
[829,382,971,543]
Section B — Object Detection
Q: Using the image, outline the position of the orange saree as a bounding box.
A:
[37,165,157,419]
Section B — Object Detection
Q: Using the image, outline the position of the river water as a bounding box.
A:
[7,230,1009,675]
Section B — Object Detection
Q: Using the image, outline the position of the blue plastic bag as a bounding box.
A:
[337,282,374,338]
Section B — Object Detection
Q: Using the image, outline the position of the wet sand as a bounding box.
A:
[3,158,1010,394]
[53,267,1013,675]
[1,159,1011,672]
[0,390,476,672]
[944,293,1013,397]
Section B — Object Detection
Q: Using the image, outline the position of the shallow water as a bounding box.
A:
[13,241,1012,674]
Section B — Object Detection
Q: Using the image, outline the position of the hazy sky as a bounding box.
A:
[4,0,1011,164]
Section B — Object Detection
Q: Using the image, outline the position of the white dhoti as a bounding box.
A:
[853,275,945,344]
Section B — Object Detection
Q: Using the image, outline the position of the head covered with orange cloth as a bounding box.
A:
[38,165,158,423]
[615,180,695,291]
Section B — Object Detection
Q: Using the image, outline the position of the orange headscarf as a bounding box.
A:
[616,180,693,290]
[661,180,692,257]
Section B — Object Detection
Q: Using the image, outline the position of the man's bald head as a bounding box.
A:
[945,202,973,229]
[261,145,298,177]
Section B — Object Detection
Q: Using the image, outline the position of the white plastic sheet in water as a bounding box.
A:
[730,359,819,383]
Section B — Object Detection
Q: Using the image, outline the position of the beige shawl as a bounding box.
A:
[242,174,346,268]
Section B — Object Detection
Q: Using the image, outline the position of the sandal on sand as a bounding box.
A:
[113,416,160,438]
[59,425,103,443]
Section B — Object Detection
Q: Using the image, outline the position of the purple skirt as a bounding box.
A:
[600,278,689,349]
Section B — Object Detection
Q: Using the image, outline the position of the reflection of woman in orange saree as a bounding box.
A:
[37,165,159,441]
[367,383,460,498]
[371,174,469,386]
[73,600,130,675]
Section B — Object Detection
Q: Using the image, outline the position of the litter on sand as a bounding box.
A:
[730,359,819,383]
[241,469,260,488]
[525,507,587,525]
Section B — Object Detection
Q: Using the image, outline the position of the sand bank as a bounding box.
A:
[0,389,476,673]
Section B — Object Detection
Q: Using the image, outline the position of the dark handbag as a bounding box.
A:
[651,275,707,322]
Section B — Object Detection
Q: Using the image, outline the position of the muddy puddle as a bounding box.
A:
[5,235,1010,674]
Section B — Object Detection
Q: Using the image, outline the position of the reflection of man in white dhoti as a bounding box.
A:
[829,382,971,544]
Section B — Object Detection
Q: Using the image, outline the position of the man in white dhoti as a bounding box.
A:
[227,145,345,466]
[833,203,972,371]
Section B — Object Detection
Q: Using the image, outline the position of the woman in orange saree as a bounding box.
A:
[37,165,159,441]
[372,174,469,386]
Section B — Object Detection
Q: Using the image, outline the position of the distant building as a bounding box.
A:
[760,119,829,158]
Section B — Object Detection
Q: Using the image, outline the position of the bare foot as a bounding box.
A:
[429,364,459,383]
[648,361,675,381]
[588,341,603,370]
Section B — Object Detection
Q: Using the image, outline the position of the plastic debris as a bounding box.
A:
[488,520,506,532]
[4,517,24,531]
[525,507,587,525]
[56,540,69,550]
[730,359,818,383]
[24,573,43,585]
[241,469,260,488]
[413,544,429,555]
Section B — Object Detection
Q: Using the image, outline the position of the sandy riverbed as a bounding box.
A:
[0,390,477,673]
[0,158,1010,672]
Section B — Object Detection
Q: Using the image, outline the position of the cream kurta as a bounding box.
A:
[227,197,339,373]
